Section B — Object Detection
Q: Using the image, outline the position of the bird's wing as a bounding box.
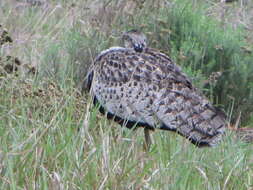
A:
[143,48,226,146]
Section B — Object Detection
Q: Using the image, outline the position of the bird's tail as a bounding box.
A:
[156,103,227,147]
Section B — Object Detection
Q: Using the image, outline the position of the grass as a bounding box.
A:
[0,0,253,189]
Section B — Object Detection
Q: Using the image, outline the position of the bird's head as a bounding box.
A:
[121,29,147,52]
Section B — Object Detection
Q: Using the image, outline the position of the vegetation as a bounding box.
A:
[0,0,252,189]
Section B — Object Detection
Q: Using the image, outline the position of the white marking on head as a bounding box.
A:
[96,46,126,58]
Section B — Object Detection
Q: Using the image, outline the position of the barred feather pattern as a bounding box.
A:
[87,47,226,147]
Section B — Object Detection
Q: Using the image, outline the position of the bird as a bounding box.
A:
[84,29,227,149]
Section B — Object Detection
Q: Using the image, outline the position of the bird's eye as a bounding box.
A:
[134,43,143,52]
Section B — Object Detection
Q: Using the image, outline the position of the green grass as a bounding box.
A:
[0,0,253,189]
[0,78,252,189]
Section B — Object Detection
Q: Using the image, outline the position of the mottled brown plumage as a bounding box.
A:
[85,31,227,147]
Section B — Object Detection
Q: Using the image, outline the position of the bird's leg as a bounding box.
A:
[144,128,151,151]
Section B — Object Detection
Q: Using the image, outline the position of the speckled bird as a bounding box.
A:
[84,30,227,148]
